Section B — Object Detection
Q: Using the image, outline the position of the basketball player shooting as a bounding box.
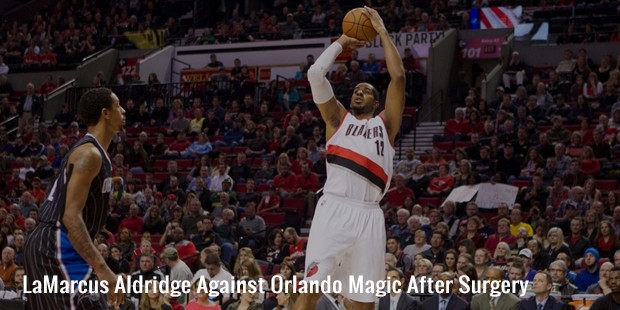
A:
[295,7,405,310]
[24,88,125,309]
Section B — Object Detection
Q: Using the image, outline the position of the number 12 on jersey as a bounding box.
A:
[375,140,384,156]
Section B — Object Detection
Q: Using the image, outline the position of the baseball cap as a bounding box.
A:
[155,192,163,198]
[167,194,177,200]
[496,86,505,92]
[161,247,178,260]
[33,176,41,182]
[71,121,79,127]
[256,124,266,131]
[504,142,514,148]
[519,248,532,259]
[222,177,233,184]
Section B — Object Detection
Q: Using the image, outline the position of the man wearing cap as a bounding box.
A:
[519,271,566,310]
[28,176,46,205]
[165,175,187,206]
[161,247,193,285]
[576,248,601,292]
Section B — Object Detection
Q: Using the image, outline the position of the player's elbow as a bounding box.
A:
[307,64,324,85]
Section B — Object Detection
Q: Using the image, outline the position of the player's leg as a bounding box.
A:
[340,206,386,309]
[294,196,355,310]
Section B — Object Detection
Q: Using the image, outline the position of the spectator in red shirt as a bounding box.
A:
[427,163,455,196]
[119,204,144,235]
[164,132,192,156]
[257,184,281,215]
[284,227,307,258]
[443,108,469,139]
[273,161,299,199]
[28,177,46,205]
[402,48,419,71]
[39,74,57,96]
[167,227,198,267]
[295,160,320,218]
[484,218,517,256]
[383,174,414,210]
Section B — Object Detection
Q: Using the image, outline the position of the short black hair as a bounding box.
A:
[78,88,114,126]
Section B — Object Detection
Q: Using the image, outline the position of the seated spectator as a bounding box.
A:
[442,108,468,139]
[586,261,614,295]
[502,51,527,91]
[119,204,144,235]
[583,72,604,100]
[426,163,454,196]
[484,218,517,256]
[579,146,601,175]
[510,209,533,237]
[239,203,266,250]
[575,248,601,292]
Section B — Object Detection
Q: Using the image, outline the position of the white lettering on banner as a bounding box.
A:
[359,31,445,59]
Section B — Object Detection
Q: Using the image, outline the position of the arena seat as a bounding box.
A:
[433,141,454,152]
[235,183,247,193]
[512,180,530,189]
[176,159,193,171]
[262,212,285,226]
[594,179,618,192]
[416,197,442,208]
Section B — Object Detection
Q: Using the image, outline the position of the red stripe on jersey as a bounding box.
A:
[327,145,388,186]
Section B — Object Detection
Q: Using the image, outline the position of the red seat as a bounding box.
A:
[455,141,473,148]
[433,141,454,152]
[235,183,247,193]
[217,147,233,154]
[595,180,618,192]
[234,146,248,153]
[282,197,305,213]
[8,162,24,170]
[512,179,530,189]
[415,197,441,207]
[153,172,168,182]
[152,160,168,171]
[177,159,193,171]
[257,183,270,193]
[262,212,285,226]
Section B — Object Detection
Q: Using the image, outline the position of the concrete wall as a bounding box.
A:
[43,80,76,121]
[76,49,120,87]
[426,29,459,122]
[514,41,620,67]
[138,46,174,83]
[6,70,76,93]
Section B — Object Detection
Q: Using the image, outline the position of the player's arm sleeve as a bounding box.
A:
[307,41,342,104]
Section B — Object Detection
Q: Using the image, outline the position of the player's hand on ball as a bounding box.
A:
[362,6,387,34]
[336,34,366,50]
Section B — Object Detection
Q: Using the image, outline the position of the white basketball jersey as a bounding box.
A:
[324,113,394,203]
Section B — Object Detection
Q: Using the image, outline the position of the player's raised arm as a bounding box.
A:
[365,6,406,145]
[307,35,365,140]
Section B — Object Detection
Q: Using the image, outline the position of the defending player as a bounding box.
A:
[24,88,125,309]
[295,7,405,310]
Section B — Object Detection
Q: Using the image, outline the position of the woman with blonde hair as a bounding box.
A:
[579,145,601,175]
[139,280,172,310]
[239,257,264,280]
[233,247,255,278]
[545,227,570,264]
[492,242,511,269]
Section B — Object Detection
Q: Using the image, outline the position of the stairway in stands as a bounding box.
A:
[300,121,444,236]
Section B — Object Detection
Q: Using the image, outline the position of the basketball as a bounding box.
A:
[342,8,378,42]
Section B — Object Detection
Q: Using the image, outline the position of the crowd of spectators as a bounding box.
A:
[0,0,190,70]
